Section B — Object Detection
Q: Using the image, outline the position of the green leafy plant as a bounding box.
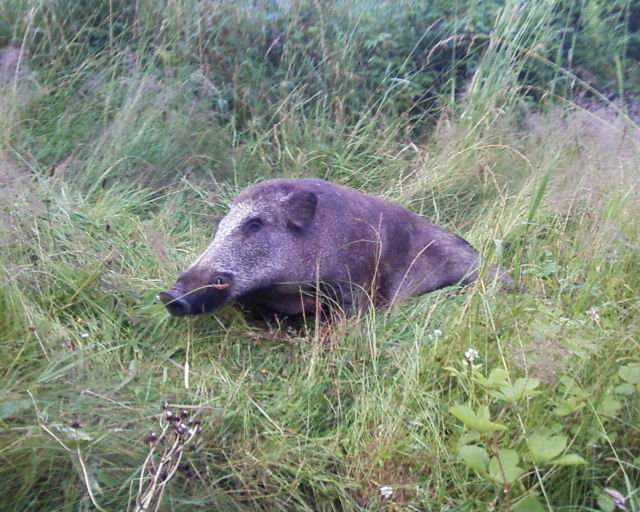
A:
[448,361,589,510]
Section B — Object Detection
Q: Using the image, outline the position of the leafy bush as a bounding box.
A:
[2,0,638,181]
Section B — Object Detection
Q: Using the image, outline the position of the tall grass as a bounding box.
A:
[0,0,639,510]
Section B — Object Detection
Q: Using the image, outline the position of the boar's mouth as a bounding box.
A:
[159,274,233,317]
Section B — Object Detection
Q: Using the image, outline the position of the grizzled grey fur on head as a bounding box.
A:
[159,178,511,317]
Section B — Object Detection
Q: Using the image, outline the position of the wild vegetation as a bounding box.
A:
[0,0,638,510]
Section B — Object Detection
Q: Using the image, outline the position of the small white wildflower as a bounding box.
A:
[379,486,394,500]
[586,307,601,324]
[433,329,443,336]
[464,347,479,362]
[80,332,89,338]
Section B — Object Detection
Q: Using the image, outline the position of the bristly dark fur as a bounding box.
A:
[160,178,512,317]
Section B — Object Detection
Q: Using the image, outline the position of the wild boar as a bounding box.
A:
[159,178,510,317]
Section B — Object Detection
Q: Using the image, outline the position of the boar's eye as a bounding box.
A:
[245,218,263,234]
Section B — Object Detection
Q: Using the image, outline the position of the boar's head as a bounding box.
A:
[159,181,319,317]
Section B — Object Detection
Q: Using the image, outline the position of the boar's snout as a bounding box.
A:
[159,272,234,317]
[159,289,193,317]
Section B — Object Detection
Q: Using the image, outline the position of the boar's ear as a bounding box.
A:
[283,189,318,230]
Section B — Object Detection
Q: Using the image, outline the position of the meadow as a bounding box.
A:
[0,0,638,510]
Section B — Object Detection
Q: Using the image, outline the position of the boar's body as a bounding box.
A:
[160,178,501,317]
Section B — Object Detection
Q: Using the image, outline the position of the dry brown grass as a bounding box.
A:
[0,152,41,248]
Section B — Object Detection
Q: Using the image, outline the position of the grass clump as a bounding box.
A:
[0,0,639,511]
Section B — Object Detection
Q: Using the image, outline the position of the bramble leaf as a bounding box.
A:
[551,454,587,465]
[458,445,490,475]
[449,405,476,426]
[490,377,540,402]
[619,364,640,385]
[449,405,507,432]
[474,368,509,388]
[597,397,622,417]
[614,383,636,395]
[526,434,567,463]
[512,495,546,512]
[554,397,585,416]
[488,449,525,484]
